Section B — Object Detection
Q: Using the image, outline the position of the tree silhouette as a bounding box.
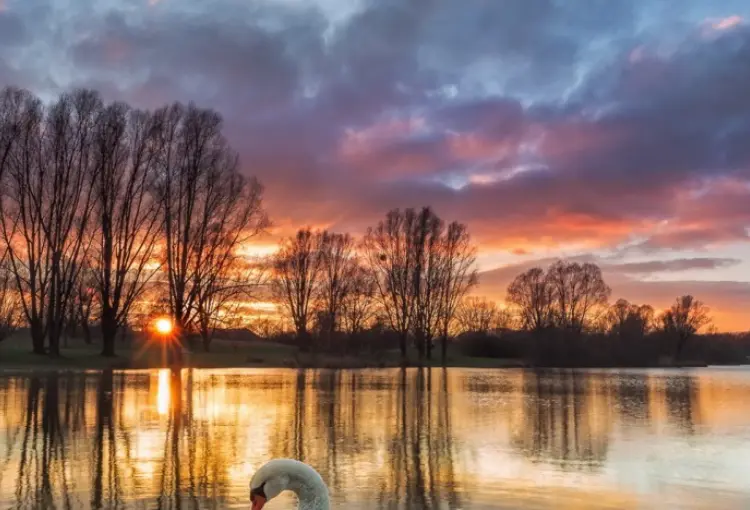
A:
[89,103,162,356]
[272,229,323,342]
[546,260,610,333]
[506,267,555,331]
[455,296,512,334]
[659,295,711,359]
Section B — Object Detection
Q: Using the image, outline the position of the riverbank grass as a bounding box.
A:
[0,332,524,371]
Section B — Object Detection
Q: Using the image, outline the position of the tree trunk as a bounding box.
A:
[81,320,92,345]
[399,332,407,363]
[415,332,425,361]
[31,320,46,355]
[441,334,448,366]
[201,326,211,353]
[100,307,118,357]
[48,322,61,358]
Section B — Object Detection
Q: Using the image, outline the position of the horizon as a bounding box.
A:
[1,0,750,331]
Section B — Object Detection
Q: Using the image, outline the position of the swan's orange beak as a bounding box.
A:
[251,494,266,510]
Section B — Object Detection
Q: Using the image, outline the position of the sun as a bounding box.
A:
[154,318,173,335]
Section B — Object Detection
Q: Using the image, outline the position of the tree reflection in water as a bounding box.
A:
[0,367,736,510]
[512,370,613,471]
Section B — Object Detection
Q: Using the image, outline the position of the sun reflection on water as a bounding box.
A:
[157,368,171,415]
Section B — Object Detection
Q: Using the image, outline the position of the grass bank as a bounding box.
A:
[0,333,525,372]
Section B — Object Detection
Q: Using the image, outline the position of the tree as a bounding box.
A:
[364,207,477,362]
[659,295,711,358]
[456,296,511,334]
[605,299,653,339]
[196,251,266,352]
[0,89,100,356]
[436,221,477,363]
[340,263,377,336]
[271,229,323,342]
[44,91,101,357]
[506,267,554,331]
[0,88,48,353]
[317,232,357,342]
[155,103,267,347]
[411,207,444,360]
[89,104,163,356]
[363,208,421,361]
[546,260,611,333]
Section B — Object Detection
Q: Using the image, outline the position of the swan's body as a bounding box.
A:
[250,459,330,510]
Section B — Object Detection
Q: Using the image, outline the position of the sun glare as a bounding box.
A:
[155,318,173,335]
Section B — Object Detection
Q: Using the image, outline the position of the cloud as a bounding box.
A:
[0,10,25,46]
[1,0,750,327]
[3,0,743,254]
[607,258,742,274]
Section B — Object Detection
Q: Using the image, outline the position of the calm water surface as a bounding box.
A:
[1,367,750,509]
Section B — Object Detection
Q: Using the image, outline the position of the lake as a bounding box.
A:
[1,367,749,509]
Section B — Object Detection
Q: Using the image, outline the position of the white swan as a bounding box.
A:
[250,459,331,510]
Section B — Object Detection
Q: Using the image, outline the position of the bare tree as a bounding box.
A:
[363,208,477,362]
[606,298,654,339]
[411,207,444,360]
[363,208,421,361]
[659,295,711,358]
[196,247,267,352]
[42,90,101,357]
[546,260,611,333]
[340,263,377,336]
[89,104,163,356]
[154,103,267,348]
[271,229,322,342]
[436,221,477,363]
[0,89,99,356]
[456,296,511,334]
[506,267,555,331]
[317,232,357,342]
[0,88,48,353]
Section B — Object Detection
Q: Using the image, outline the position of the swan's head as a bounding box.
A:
[250,459,327,510]
[250,475,286,510]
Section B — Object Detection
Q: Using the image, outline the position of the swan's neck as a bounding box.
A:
[252,459,330,510]
[288,475,330,510]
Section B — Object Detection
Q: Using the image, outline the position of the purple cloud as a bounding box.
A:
[1,0,750,326]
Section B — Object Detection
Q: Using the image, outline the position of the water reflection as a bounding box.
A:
[511,371,611,471]
[1,368,750,509]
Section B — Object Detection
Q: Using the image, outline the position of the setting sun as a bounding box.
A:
[154,318,173,335]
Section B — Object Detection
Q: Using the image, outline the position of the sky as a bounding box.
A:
[1,0,750,330]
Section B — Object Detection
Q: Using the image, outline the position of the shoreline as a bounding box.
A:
[3,335,747,374]
[0,356,744,374]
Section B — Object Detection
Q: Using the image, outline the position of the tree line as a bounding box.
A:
[504,262,714,362]
[0,86,728,366]
[270,207,478,363]
[269,230,718,364]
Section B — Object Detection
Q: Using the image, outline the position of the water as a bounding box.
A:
[1,368,750,509]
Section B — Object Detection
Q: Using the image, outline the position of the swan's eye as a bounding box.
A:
[250,481,267,500]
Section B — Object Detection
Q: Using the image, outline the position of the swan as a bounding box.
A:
[250,459,330,510]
